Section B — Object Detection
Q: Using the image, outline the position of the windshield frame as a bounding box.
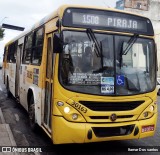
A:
[58,29,156,96]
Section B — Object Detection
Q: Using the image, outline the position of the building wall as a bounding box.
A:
[116,0,160,76]
[125,0,148,10]
[116,0,124,10]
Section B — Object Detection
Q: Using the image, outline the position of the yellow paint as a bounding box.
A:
[2,5,157,145]
[52,113,157,144]
[25,65,42,87]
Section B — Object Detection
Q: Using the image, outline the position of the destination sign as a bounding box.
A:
[73,13,141,30]
[63,8,154,35]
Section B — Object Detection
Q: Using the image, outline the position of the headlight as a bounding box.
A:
[56,101,86,122]
[64,107,70,113]
[72,113,78,120]
[143,112,148,118]
[57,101,64,106]
[150,105,154,112]
[138,104,156,120]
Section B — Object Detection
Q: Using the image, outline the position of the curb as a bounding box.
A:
[5,124,17,146]
[0,108,19,155]
[0,108,5,124]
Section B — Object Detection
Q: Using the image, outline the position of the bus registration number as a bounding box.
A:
[101,85,114,93]
[72,102,87,113]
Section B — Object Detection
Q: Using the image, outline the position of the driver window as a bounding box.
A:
[101,38,114,67]
[122,43,146,70]
[132,43,146,70]
[63,40,94,73]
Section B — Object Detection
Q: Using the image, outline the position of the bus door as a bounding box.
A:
[43,33,55,131]
[15,44,22,98]
[3,47,8,84]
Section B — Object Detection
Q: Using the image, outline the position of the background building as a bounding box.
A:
[116,0,125,9]
[116,0,160,76]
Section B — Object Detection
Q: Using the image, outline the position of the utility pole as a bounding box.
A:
[0,28,5,40]
[2,23,25,31]
[0,17,25,40]
[0,17,8,25]
[0,17,7,40]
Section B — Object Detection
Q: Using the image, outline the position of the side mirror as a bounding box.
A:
[56,19,61,28]
[53,33,62,53]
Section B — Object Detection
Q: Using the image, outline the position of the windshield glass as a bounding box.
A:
[157,78,160,85]
[59,31,156,96]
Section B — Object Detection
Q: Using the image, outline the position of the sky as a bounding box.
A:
[0,0,117,60]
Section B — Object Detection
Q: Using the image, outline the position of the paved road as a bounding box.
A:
[0,69,159,155]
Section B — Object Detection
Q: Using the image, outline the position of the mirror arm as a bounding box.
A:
[56,19,62,33]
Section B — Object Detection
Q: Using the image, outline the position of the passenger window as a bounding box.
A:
[22,27,44,65]
[7,42,17,63]
[3,47,6,62]
[32,27,44,65]
[23,33,33,64]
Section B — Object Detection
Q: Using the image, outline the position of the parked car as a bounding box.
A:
[157,78,160,95]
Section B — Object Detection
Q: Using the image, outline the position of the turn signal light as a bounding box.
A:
[72,113,78,120]
[57,101,64,106]
[143,112,148,118]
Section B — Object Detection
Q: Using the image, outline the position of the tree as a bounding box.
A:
[0,28,5,40]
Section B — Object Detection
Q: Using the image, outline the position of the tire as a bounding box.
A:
[28,95,38,131]
[158,89,160,96]
[6,79,12,98]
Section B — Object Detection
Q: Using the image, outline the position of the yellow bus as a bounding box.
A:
[2,5,157,144]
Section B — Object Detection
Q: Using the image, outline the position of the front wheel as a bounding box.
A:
[28,96,38,131]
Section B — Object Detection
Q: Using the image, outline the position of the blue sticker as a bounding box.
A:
[101,77,114,93]
[116,75,125,86]
[101,77,114,85]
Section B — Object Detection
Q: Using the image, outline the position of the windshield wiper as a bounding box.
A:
[86,28,104,71]
[123,33,139,55]
[119,33,139,68]
[86,28,101,57]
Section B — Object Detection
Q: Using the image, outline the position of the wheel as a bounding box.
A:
[28,95,38,131]
[6,79,12,98]
[158,89,160,96]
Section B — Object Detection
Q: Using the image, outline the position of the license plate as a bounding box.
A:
[142,125,154,133]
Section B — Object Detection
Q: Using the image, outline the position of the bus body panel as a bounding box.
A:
[28,85,42,125]
[2,5,157,144]
[52,113,157,144]
[19,64,43,123]
[19,64,29,110]
[15,37,24,98]
[8,63,16,96]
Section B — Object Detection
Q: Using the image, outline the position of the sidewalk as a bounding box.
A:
[0,108,18,154]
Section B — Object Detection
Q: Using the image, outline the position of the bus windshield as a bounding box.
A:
[59,30,156,96]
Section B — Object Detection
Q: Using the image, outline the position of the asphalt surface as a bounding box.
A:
[0,69,159,155]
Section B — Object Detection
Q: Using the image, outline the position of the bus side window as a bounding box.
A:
[3,47,6,62]
[7,46,10,63]
[7,42,17,63]
[32,27,44,65]
[23,33,33,64]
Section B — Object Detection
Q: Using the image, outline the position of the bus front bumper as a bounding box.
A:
[52,113,157,144]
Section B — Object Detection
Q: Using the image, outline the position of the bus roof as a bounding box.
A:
[5,5,152,47]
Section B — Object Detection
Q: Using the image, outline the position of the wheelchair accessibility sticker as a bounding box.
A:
[116,75,124,86]
[101,77,114,94]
